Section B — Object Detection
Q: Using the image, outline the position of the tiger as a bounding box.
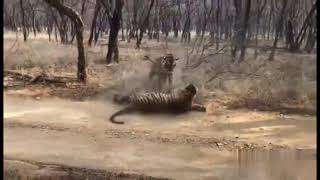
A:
[109,83,206,124]
[143,53,179,92]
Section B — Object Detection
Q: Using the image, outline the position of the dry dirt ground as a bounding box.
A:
[3,32,317,180]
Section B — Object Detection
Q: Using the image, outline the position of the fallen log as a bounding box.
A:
[4,70,77,85]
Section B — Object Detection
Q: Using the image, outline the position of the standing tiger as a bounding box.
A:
[110,84,206,124]
[143,53,179,92]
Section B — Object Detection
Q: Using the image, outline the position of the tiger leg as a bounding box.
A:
[113,94,130,104]
[109,106,135,124]
[149,72,158,90]
[167,75,173,93]
[191,104,206,112]
[158,77,163,91]
[149,72,155,80]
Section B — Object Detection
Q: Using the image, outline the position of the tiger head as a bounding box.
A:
[162,54,179,73]
[184,83,197,97]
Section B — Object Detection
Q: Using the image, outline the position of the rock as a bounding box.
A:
[35,96,41,100]
[216,142,223,146]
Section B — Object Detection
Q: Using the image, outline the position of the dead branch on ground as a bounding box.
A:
[4,70,77,85]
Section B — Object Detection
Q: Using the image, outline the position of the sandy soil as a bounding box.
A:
[4,92,316,180]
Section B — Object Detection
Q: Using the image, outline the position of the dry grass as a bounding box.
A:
[217,54,317,114]
[3,31,316,114]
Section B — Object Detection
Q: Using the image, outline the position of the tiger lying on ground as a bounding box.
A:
[109,84,206,124]
[143,53,179,92]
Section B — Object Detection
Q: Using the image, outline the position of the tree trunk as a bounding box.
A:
[54,24,58,42]
[215,0,221,50]
[239,0,251,63]
[304,13,316,53]
[196,7,201,36]
[285,20,294,49]
[51,9,63,42]
[52,10,68,44]
[121,17,125,41]
[125,0,131,42]
[94,9,107,45]
[231,0,242,61]
[269,0,288,61]
[304,26,316,53]
[106,0,124,64]
[69,0,87,44]
[11,5,17,32]
[19,0,27,42]
[155,1,161,42]
[44,0,87,82]
[46,10,53,41]
[136,0,155,48]
[267,0,273,41]
[209,0,215,43]
[88,0,101,46]
[254,0,266,59]
[58,12,68,43]
[201,0,207,39]
[32,10,37,37]
[173,0,179,38]
[181,0,191,43]
[35,19,41,33]
[129,0,139,42]
[290,1,317,52]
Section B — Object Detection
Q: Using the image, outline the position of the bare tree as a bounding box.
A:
[19,0,27,41]
[268,0,288,61]
[215,0,221,50]
[286,0,317,52]
[254,0,267,58]
[238,0,251,62]
[44,0,87,82]
[181,0,191,43]
[304,14,316,53]
[88,0,102,46]
[136,0,155,48]
[27,0,38,37]
[128,0,139,42]
[104,0,124,64]
[172,0,180,38]
[46,6,53,41]
[201,0,208,39]
[231,0,242,61]
[266,0,274,41]
[3,0,315,69]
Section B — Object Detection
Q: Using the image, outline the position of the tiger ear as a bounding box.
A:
[163,56,167,60]
[161,59,166,65]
